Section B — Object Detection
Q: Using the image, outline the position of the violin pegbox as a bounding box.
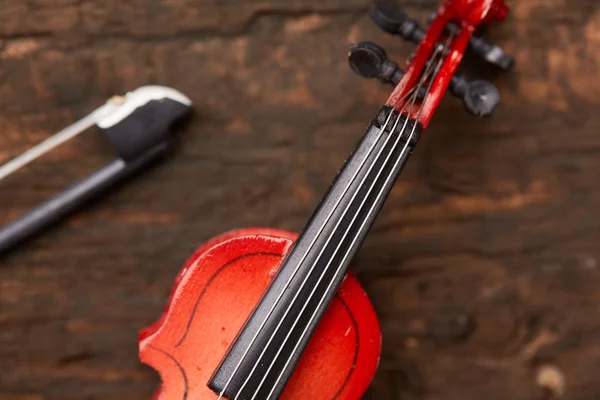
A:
[349,0,514,120]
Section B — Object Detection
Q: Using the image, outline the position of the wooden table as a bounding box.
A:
[2,0,600,399]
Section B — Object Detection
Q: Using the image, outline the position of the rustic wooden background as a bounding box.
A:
[2,0,600,399]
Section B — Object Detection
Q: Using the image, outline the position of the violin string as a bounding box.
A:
[233,89,417,400]
[259,32,455,400]
[216,86,417,400]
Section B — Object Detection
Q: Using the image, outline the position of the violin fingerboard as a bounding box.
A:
[209,108,422,400]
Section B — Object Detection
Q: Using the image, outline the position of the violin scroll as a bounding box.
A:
[373,0,513,70]
[350,0,514,124]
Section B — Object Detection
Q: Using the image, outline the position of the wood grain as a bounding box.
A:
[2,0,600,399]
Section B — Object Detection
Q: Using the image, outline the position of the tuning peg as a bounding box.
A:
[467,34,514,70]
[425,13,514,70]
[444,20,514,70]
[450,75,500,117]
[370,0,425,44]
[348,42,428,97]
[348,42,401,82]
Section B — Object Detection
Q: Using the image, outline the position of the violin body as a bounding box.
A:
[139,228,382,399]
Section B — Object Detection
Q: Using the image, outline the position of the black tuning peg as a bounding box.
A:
[370,0,425,44]
[467,34,514,70]
[431,16,513,70]
[348,41,500,117]
[348,42,428,97]
[450,75,500,117]
[348,42,402,83]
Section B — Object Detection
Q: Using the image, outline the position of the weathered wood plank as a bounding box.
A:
[2,0,600,399]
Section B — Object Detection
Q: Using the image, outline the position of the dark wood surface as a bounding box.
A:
[2,0,600,399]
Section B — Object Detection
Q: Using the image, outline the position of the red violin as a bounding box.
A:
[139,0,513,399]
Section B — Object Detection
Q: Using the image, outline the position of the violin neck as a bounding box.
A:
[209,106,422,400]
